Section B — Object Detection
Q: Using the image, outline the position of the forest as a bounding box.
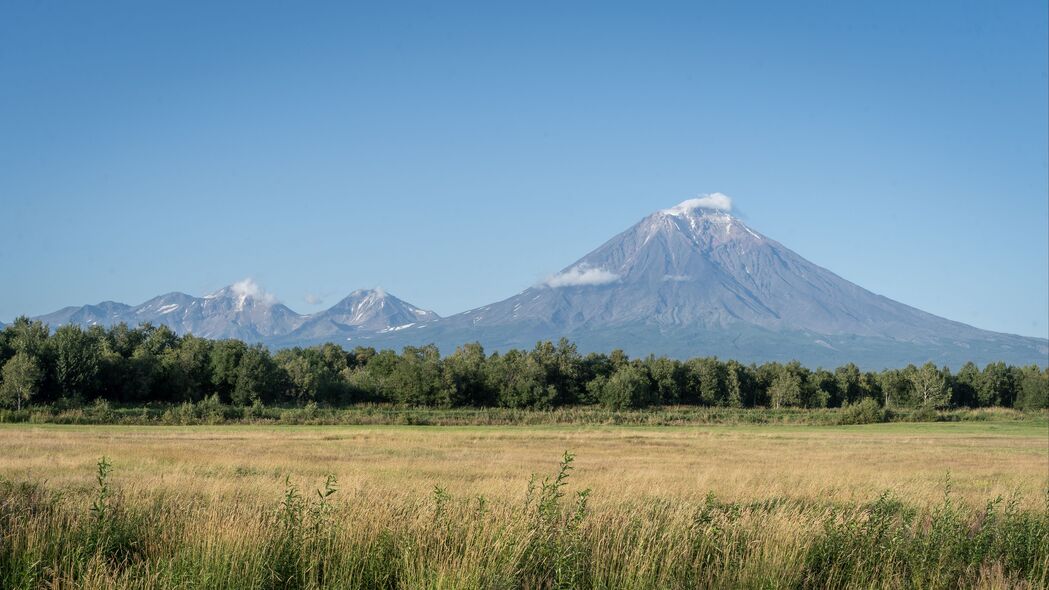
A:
[0,316,1046,412]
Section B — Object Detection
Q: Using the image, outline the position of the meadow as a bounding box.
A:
[1,418,1047,589]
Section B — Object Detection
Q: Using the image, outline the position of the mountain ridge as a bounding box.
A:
[30,283,439,343]
[17,196,1049,369]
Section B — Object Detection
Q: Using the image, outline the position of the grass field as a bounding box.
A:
[1,419,1047,588]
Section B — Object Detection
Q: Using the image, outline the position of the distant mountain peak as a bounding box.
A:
[279,287,439,343]
[205,278,278,311]
[346,287,387,301]
[645,198,764,251]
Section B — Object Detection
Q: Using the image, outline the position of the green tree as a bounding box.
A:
[1015,365,1048,411]
[753,362,781,407]
[139,324,179,357]
[232,346,287,406]
[910,362,951,409]
[5,317,52,401]
[345,349,400,402]
[528,339,583,406]
[810,369,838,408]
[161,334,213,403]
[444,342,493,407]
[1,352,42,410]
[685,357,726,406]
[978,362,1015,407]
[952,362,980,407]
[52,324,101,400]
[646,356,684,405]
[599,363,656,409]
[834,363,862,406]
[210,340,248,403]
[348,346,377,370]
[783,361,822,408]
[860,371,882,405]
[7,316,49,358]
[768,368,802,409]
[490,349,556,409]
[389,345,445,406]
[276,344,348,405]
[880,368,911,408]
[0,327,11,367]
[723,360,750,408]
[578,353,614,405]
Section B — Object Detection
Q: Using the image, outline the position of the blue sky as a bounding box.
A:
[1,1,1046,338]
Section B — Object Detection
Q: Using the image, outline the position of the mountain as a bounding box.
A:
[129,284,306,341]
[30,281,435,344]
[34,301,134,328]
[358,196,1047,368]
[274,289,439,344]
[18,196,1048,368]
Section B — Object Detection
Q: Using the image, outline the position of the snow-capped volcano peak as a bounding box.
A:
[205,279,278,311]
[642,197,762,250]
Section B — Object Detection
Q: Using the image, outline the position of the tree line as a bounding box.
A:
[0,317,1046,411]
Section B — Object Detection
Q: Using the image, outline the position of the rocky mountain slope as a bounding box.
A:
[21,196,1048,368]
[353,196,1047,368]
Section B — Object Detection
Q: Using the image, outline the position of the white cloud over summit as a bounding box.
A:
[544,264,620,288]
[663,193,733,216]
[230,278,277,304]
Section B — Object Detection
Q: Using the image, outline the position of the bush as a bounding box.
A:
[90,398,114,422]
[913,405,940,422]
[837,398,887,425]
[160,402,198,425]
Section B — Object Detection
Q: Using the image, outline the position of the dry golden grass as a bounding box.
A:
[1,421,1046,589]
[1,421,1045,509]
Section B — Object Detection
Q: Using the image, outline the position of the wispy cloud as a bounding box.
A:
[544,264,620,288]
[663,192,733,215]
[230,278,277,304]
[304,293,324,306]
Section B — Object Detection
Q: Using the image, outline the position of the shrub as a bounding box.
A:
[837,398,887,425]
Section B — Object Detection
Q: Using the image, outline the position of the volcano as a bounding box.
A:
[354,195,1047,368]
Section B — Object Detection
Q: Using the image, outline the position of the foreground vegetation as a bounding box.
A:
[2,452,1046,589]
[2,400,1046,427]
[1,420,1046,588]
[2,318,1046,413]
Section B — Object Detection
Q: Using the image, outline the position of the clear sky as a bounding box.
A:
[1,1,1046,338]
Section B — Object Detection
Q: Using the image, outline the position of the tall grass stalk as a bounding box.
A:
[0,456,1046,589]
